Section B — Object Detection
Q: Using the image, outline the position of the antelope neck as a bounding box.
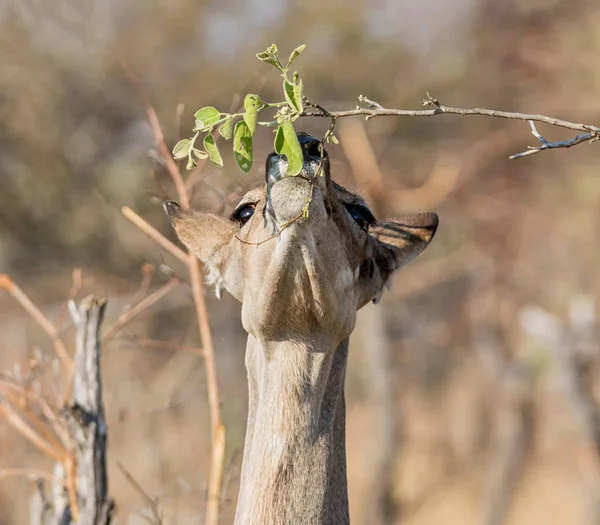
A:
[234,334,350,525]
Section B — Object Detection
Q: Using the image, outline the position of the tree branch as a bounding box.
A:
[0,275,74,403]
[123,61,225,525]
[102,277,180,343]
[509,121,597,159]
[66,296,115,524]
[301,94,600,159]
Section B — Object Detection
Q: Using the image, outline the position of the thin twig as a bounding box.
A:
[0,397,65,462]
[120,62,190,207]
[0,388,65,453]
[102,278,180,342]
[509,120,596,158]
[128,263,156,309]
[55,268,83,332]
[122,207,188,263]
[0,275,74,403]
[188,255,225,525]
[0,378,71,449]
[0,468,53,482]
[64,454,80,523]
[117,462,163,525]
[301,94,600,159]
[124,61,225,525]
[121,336,203,357]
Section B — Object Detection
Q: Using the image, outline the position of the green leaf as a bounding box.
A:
[256,52,282,70]
[194,107,220,130]
[218,116,233,140]
[204,134,223,167]
[233,121,253,173]
[186,158,196,170]
[274,121,303,176]
[243,94,261,135]
[173,139,191,159]
[256,44,283,71]
[192,148,209,159]
[283,79,302,113]
[287,44,306,67]
[293,73,304,113]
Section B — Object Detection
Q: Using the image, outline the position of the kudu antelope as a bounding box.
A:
[164,132,438,525]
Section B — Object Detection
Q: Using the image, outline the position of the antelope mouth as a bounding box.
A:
[266,133,326,187]
[264,132,330,226]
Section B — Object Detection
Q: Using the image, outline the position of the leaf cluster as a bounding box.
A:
[173,44,311,175]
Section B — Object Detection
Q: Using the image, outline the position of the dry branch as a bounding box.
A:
[123,62,225,525]
[121,207,188,263]
[0,399,64,462]
[0,275,74,402]
[122,336,203,357]
[303,94,600,159]
[117,462,163,525]
[102,277,180,343]
[14,295,116,525]
[120,62,189,206]
[65,296,115,524]
[55,269,83,333]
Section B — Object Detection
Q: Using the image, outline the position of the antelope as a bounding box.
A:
[164,132,438,524]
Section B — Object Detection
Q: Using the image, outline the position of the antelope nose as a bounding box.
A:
[297,133,322,159]
[163,200,182,218]
[265,132,323,188]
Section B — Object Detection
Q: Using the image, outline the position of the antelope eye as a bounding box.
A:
[231,203,256,226]
[346,204,375,230]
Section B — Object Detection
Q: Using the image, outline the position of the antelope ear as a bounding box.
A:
[371,212,438,271]
[163,201,238,298]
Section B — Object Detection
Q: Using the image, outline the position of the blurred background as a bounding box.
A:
[2,0,600,523]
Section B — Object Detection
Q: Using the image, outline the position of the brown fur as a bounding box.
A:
[164,137,438,524]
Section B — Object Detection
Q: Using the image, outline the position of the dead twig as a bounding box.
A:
[0,468,53,482]
[0,376,71,452]
[120,62,189,206]
[301,93,600,159]
[123,61,225,525]
[63,296,114,523]
[102,277,180,343]
[509,120,597,158]
[55,268,83,333]
[129,263,156,309]
[0,396,65,463]
[122,207,188,263]
[188,254,225,525]
[117,462,163,525]
[0,388,65,453]
[0,275,74,403]
[121,336,203,357]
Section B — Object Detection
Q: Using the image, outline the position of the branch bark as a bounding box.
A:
[302,94,600,159]
[122,62,225,525]
[65,296,114,524]
[28,296,114,525]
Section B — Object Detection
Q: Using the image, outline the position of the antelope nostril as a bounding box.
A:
[305,141,321,158]
[163,200,182,217]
